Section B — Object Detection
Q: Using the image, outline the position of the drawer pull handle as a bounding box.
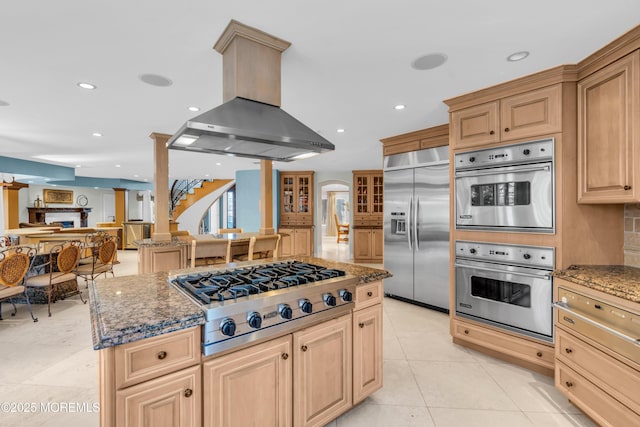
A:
[367,291,373,297]
[504,127,510,132]
[594,304,602,310]
[565,381,573,388]
[624,185,632,190]
[489,130,495,135]
[359,322,365,328]
[282,353,289,360]
[157,351,167,360]
[565,348,573,354]
[184,388,193,398]
[464,329,469,335]
[536,351,542,358]
[301,345,308,352]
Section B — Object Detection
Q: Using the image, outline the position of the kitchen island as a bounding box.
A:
[552,265,640,426]
[89,256,391,427]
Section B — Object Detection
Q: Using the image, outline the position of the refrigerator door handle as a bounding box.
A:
[408,196,413,250]
[414,196,420,251]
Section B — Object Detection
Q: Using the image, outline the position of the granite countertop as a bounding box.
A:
[553,265,640,304]
[134,238,190,247]
[89,257,392,350]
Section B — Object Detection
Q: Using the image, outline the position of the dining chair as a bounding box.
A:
[79,231,110,265]
[76,236,118,286]
[190,238,231,268]
[334,214,349,244]
[219,228,243,234]
[235,234,280,261]
[25,240,84,317]
[0,245,38,322]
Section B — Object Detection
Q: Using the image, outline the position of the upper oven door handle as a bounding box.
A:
[454,262,552,280]
[455,165,551,178]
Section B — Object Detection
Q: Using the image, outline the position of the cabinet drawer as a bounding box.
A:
[115,327,201,389]
[556,327,640,413]
[453,320,554,369]
[556,361,640,427]
[355,281,383,310]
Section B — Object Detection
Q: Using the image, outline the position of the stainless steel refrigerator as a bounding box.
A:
[383,146,450,311]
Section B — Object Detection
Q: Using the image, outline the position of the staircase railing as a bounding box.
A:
[170,179,210,216]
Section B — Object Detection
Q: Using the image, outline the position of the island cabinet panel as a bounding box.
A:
[450,84,562,149]
[278,226,314,257]
[203,335,292,427]
[352,304,383,404]
[116,365,201,427]
[293,313,352,427]
[578,50,640,203]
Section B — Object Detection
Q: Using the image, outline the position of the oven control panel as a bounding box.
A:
[455,240,554,269]
[455,138,554,170]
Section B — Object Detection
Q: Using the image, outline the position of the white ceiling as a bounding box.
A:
[1,1,638,184]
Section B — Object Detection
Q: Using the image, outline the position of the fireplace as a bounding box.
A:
[27,207,92,228]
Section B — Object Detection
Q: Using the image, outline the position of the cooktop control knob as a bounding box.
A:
[469,248,477,254]
[299,299,313,314]
[279,304,293,320]
[339,289,353,302]
[323,293,337,307]
[523,253,532,260]
[247,311,262,329]
[523,149,531,155]
[469,156,476,163]
[220,318,236,336]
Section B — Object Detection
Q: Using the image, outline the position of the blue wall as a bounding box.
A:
[235,169,279,232]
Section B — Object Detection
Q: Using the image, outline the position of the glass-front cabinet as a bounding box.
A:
[280,171,314,226]
[353,170,383,224]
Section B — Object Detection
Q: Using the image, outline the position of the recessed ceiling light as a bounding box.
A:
[411,53,448,70]
[144,178,149,182]
[92,132,102,137]
[394,104,406,110]
[0,100,9,107]
[215,163,221,166]
[75,164,81,168]
[115,164,121,168]
[507,51,530,62]
[139,74,173,87]
[188,106,200,112]
[337,129,345,133]
[205,174,210,177]
[134,174,139,178]
[77,82,96,90]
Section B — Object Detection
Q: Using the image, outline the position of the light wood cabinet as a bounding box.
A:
[353,228,383,263]
[450,84,562,149]
[203,335,292,427]
[278,226,314,257]
[293,313,352,427]
[116,365,201,427]
[353,304,383,404]
[380,124,449,156]
[577,50,640,203]
[280,171,314,226]
[352,170,383,225]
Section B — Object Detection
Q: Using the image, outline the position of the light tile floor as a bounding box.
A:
[0,250,598,427]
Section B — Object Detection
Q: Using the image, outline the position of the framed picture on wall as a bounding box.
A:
[43,189,74,204]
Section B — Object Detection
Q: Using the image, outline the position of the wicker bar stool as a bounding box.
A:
[0,245,38,322]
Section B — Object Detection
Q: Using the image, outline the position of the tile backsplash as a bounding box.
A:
[624,204,640,267]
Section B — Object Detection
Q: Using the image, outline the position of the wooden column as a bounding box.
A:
[150,132,172,242]
[259,160,274,235]
[113,188,127,227]
[2,181,28,229]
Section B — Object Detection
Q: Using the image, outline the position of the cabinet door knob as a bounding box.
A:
[184,388,193,398]
[282,353,289,360]
[624,185,632,190]
[565,348,573,354]
[301,345,308,352]
[359,322,365,328]
[565,381,573,388]
[489,130,495,135]
[157,351,167,360]
[367,291,373,297]
[464,329,469,335]
[536,351,542,358]
[504,127,510,132]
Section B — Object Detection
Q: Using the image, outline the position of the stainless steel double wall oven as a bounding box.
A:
[454,138,556,342]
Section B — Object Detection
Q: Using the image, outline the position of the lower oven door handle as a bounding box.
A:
[554,302,640,346]
[455,165,550,178]
[454,262,551,280]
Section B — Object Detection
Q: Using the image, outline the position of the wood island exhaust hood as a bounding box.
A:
[167,20,334,161]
